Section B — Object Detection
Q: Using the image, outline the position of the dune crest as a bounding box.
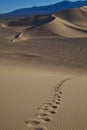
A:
[80,6,87,12]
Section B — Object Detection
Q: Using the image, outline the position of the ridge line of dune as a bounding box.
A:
[54,15,87,31]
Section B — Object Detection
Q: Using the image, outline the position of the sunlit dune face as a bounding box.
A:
[80,6,87,12]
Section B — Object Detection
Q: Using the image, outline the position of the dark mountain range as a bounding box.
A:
[0,0,87,19]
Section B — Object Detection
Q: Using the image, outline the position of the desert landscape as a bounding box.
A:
[0,3,87,130]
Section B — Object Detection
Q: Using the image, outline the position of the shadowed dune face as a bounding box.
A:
[7,15,54,27]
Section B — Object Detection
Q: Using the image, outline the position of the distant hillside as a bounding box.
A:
[0,0,87,19]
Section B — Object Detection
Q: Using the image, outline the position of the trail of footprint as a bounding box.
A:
[25,78,71,130]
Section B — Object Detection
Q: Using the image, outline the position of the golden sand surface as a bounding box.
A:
[0,6,87,130]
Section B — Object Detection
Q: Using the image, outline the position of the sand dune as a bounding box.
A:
[0,31,87,73]
[80,6,87,12]
[0,6,87,130]
[2,7,86,42]
[1,7,87,42]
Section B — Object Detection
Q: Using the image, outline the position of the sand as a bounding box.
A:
[0,67,87,130]
[0,6,87,130]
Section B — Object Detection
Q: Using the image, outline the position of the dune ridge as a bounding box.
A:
[0,7,87,72]
[2,7,86,42]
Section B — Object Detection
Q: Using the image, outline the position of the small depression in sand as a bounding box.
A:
[55,101,60,105]
[59,91,63,94]
[36,113,50,118]
[25,119,41,127]
[48,110,57,114]
[49,99,58,102]
[51,105,58,109]
[39,117,52,123]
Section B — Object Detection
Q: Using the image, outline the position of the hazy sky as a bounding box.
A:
[0,0,63,13]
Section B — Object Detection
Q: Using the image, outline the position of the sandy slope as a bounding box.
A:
[80,6,87,12]
[0,6,87,130]
[0,34,87,74]
[1,7,87,42]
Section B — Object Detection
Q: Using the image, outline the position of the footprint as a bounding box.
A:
[39,117,52,123]
[36,112,51,118]
[51,105,58,109]
[43,102,54,107]
[49,97,57,100]
[43,118,51,122]
[50,94,58,97]
[47,102,53,106]
[58,83,63,87]
[55,96,60,99]
[25,119,41,127]
[56,98,61,101]
[49,99,57,102]
[43,103,54,106]
[48,110,56,114]
[55,101,60,104]
[38,104,49,110]
[55,88,61,91]
[55,92,60,95]
[59,91,63,94]
[55,86,60,89]
[57,95,61,98]
[38,110,53,116]
[56,96,61,99]
[38,106,49,111]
